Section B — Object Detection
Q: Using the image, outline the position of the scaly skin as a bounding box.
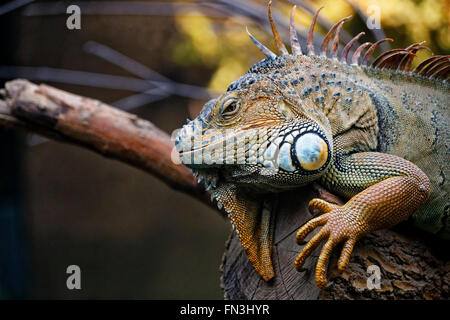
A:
[174,5,449,289]
[295,152,430,288]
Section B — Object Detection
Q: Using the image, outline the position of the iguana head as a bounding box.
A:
[174,3,341,197]
[174,71,333,193]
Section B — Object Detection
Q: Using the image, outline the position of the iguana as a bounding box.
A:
[174,2,449,289]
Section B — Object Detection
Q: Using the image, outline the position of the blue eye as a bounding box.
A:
[294,133,328,171]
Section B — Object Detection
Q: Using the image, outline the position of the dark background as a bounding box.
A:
[1,0,228,299]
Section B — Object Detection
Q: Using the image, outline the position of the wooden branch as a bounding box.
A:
[0,79,211,206]
[1,79,448,299]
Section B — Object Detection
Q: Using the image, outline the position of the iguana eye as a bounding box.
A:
[294,133,328,171]
[221,99,240,118]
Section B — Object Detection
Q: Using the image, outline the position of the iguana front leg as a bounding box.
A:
[294,152,431,289]
[213,184,277,281]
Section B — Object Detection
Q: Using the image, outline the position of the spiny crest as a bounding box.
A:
[245,2,449,82]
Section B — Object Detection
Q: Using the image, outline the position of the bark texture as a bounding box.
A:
[1,79,449,300]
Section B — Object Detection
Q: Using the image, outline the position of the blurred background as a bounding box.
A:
[0,0,448,299]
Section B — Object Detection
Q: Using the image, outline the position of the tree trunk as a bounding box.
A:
[2,79,449,299]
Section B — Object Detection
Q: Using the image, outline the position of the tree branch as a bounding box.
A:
[0,79,212,206]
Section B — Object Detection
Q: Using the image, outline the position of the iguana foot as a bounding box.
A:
[294,198,364,289]
[293,155,430,289]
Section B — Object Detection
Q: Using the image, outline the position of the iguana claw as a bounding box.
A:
[294,198,362,289]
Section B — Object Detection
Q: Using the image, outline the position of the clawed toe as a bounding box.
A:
[294,201,362,289]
